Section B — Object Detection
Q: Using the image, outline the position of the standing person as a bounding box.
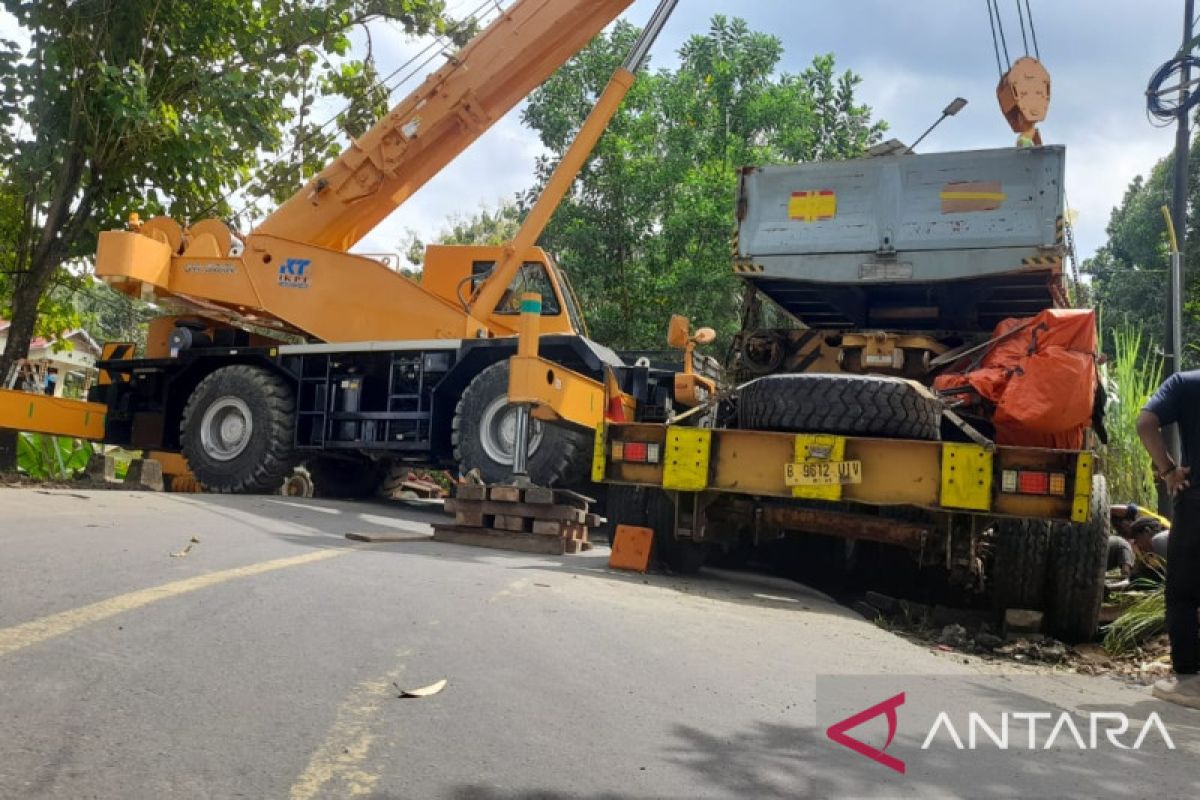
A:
[1137,371,1200,709]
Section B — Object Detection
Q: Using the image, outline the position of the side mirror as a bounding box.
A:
[667,315,690,349]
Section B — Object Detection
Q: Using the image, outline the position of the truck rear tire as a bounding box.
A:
[990,518,1050,610]
[307,455,385,498]
[604,485,705,574]
[180,365,298,494]
[452,360,590,486]
[1045,475,1109,642]
[738,373,941,440]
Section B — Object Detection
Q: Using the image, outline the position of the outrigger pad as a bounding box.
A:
[608,525,653,573]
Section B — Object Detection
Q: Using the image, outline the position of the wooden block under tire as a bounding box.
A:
[455,510,488,527]
[531,519,564,536]
[432,525,567,555]
[455,484,487,501]
[489,486,523,502]
[494,514,530,532]
[524,486,556,504]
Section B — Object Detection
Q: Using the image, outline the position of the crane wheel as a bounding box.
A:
[280,467,315,498]
[452,360,590,486]
[180,365,298,494]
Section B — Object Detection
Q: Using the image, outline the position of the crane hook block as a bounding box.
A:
[997,56,1051,146]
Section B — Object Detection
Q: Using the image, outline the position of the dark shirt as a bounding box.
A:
[1144,370,1200,470]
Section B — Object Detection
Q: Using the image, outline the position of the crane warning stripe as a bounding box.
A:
[941,181,1006,213]
[789,190,837,222]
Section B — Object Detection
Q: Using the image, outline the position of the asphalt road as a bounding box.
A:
[1,488,1198,799]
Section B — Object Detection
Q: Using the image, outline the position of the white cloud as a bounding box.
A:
[358,0,1186,262]
[3,1,1185,265]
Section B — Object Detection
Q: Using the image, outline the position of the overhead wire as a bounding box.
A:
[1024,0,1041,59]
[985,0,1004,76]
[1014,0,1030,56]
[986,0,1011,73]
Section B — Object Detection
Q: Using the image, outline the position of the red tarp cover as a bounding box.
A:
[933,309,1097,449]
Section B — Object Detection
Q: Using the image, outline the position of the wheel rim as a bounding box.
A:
[479,395,544,466]
[199,396,254,461]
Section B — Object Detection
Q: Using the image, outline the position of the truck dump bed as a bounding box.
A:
[735,146,1067,332]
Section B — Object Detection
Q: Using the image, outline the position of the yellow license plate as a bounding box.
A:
[784,460,863,487]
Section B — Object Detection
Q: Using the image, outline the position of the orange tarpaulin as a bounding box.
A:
[933,309,1098,449]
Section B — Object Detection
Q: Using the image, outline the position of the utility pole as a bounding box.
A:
[1169,0,1193,381]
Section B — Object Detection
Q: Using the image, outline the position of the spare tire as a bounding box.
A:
[738,373,942,440]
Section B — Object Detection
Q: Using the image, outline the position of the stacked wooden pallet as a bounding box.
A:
[435,484,602,555]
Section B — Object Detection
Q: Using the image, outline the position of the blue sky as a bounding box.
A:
[0,1,1187,264]
[364,0,1187,264]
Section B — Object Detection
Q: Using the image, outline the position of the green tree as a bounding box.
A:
[401,202,523,268]
[1084,135,1200,366]
[521,16,886,348]
[0,0,456,384]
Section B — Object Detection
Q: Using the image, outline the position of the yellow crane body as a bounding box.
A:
[96,0,635,346]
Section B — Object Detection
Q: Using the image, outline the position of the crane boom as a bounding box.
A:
[469,0,678,321]
[254,0,634,253]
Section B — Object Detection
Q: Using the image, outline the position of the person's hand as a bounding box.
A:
[1164,465,1191,496]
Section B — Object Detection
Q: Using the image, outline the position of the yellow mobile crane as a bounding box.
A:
[1,0,692,495]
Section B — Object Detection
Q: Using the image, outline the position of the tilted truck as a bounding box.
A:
[589,145,1112,642]
[0,0,696,495]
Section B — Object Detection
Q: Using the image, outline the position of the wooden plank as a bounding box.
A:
[454,510,489,527]
[494,514,531,533]
[557,522,585,540]
[441,500,586,522]
[489,485,523,502]
[523,486,556,505]
[584,512,605,528]
[345,532,432,543]
[432,525,566,555]
[455,484,487,501]
[531,519,564,536]
[564,538,583,554]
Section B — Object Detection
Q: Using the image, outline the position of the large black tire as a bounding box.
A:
[452,361,590,486]
[180,365,297,494]
[738,373,942,440]
[991,518,1050,610]
[1045,475,1110,642]
[307,456,385,498]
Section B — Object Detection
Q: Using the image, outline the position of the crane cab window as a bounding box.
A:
[471,261,561,315]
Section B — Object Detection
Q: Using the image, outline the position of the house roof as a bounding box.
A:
[0,318,102,357]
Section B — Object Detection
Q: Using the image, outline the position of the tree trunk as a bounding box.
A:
[0,256,65,471]
[0,430,17,475]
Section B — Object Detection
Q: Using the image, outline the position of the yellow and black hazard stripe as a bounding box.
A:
[1022,256,1062,267]
[733,262,765,273]
[1055,216,1065,245]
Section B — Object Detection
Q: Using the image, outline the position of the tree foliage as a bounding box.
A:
[1083,135,1200,366]
[520,16,886,349]
[401,202,523,268]
[0,0,455,383]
